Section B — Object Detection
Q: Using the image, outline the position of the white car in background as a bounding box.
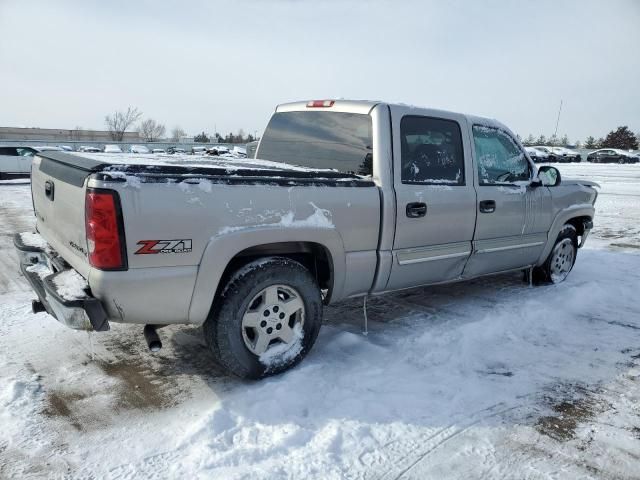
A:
[103,145,123,153]
[129,145,151,154]
[34,146,65,152]
[79,146,102,153]
[0,145,37,179]
[524,146,549,163]
[232,146,247,157]
[151,148,166,154]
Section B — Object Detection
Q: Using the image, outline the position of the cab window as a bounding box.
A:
[400,116,464,185]
[472,126,530,184]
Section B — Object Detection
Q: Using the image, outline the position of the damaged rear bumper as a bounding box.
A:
[14,232,109,331]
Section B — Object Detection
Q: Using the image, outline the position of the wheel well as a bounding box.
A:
[566,216,591,236]
[215,242,334,304]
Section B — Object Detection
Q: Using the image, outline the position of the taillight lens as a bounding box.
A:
[85,189,127,270]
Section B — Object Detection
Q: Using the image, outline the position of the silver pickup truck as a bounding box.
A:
[15,100,598,379]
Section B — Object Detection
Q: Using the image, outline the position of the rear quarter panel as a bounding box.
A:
[87,175,381,324]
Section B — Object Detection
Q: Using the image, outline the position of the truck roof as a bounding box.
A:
[276,99,510,132]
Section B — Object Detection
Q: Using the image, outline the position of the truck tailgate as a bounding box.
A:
[31,152,108,277]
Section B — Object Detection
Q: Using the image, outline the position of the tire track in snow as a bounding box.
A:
[361,400,539,480]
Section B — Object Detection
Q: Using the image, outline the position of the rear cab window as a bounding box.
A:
[257,111,373,176]
[400,116,465,185]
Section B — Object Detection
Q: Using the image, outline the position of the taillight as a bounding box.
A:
[85,189,127,270]
[306,100,335,108]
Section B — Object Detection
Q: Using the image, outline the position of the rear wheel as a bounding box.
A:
[203,256,323,379]
[533,224,578,284]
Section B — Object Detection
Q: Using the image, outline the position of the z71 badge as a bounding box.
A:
[135,239,192,254]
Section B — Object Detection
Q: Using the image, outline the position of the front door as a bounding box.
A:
[386,108,477,291]
[15,148,35,173]
[463,125,548,277]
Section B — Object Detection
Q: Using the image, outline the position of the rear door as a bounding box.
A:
[386,106,476,290]
[463,124,549,277]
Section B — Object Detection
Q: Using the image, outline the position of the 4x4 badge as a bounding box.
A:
[135,239,192,254]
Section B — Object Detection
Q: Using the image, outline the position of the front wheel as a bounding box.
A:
[533,224,578,284]
[203,256,323,379]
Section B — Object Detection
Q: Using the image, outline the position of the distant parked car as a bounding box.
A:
[151,148,166,154]
[79,146,102,153]
[103,145,123,153]
[232,146,247,158]
[531,146,558,162]
[58,145,73,151]
[206,145,230,155]
[549,147,581,163]
[34,146,64,152]
[525,146,549,163]
[166,146,186,154]
[191,146,208,155]
[531,146,580,163]
[587,149,640,164]
[0,145,37,179]
[129,145,150,154]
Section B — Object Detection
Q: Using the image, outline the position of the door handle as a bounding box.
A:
[406,202,427,218]
[479,200,496,213]
[44,180,55,201]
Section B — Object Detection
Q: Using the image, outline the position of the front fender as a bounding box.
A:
[536,203,595,265]
[187,226,346,325]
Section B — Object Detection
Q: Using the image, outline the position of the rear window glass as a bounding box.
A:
[257,111,373,176]
[400,116,464,185]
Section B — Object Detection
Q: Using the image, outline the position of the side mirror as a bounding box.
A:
[537,166,561,187]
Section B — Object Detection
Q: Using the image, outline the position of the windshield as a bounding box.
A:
[257,111,373,176]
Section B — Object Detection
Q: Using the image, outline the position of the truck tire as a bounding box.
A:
[203,256,323,379]
[533,224,578,284]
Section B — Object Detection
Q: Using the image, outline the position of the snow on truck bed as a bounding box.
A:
[51,151,362,179]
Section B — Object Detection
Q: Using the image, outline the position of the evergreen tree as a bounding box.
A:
[536,135,547,145]
[601,126,639,150]
[523,134,535,146]
[560,134,569,146]
[584,136,597,149]
[194,132,210,143]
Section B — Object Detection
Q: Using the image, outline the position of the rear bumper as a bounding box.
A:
[14,232,109,331]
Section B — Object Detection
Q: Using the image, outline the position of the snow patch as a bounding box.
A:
[106,171,142,189]
[259,324,304,370]
[52,270,88,301]
[19,232,48,249]
[218,202,333,235]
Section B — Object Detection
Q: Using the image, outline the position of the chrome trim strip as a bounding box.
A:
[397,250,471,265]
[475,241,544,254]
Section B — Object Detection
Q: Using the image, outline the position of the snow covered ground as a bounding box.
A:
[1,164,639,479]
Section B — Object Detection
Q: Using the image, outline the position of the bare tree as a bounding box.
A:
[105,107,142,141]
[139,119,167,142]
[171,126,186,142]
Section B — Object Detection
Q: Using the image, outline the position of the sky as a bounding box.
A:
[0,0,638,142]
